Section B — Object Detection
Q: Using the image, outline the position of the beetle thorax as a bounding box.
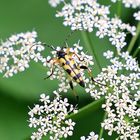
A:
[57,51,66,58]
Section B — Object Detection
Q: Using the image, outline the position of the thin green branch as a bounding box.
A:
[127,22,140,53]
[81,31,93,54]
[133,46,140,57]
[66,97,105,119]
[117,0,122,17]
[81,31,102,71]
[99,112,107,139]
[114,0,122,56]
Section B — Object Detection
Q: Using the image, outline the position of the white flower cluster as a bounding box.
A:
[56,0,136,50]
[134,11,140,21]
[111,0,140,8]
[85,50,140,139]
[28,91,77,140]
[0,31,45,77]
[56,0,110,32]
[86,50,140,99]
[48,0,64,7]
[80,131,104,140]
[46,42,94,93]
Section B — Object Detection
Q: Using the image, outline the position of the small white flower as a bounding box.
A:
[65,119,76,130]
[134,11,140,21]
[88,131,99,140]
[48,0,64,7]
[103,50,114,59]
[80,136,86,140]
[134,91,140,101]
[40,93,50,103]
[80,131,104,140]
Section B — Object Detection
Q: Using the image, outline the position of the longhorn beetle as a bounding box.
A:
[44,43,105,101]
[42,31,106,101]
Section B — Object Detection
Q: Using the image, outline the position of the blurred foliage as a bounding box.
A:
[0,0,137,140]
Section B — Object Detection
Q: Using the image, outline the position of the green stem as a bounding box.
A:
[99,112,107,139]
[117,0,122,17]
[133,46,140,57]
[127,22,140,53]
[114,0,122,57]
[81,31,102,71]
[66,97,105,119]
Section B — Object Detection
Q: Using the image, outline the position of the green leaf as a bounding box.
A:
[0,92,32,140]
[67,98,105,139]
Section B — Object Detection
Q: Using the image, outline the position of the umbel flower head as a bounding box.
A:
[85,50,140,139]
[0,31,45,77]
[56,0,136,50]
[28,91,77,140]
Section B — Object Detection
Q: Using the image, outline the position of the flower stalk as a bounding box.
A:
[133,46,140,57]
[117,0,122,17]
[99,112,107,140]
[81,31,102,71]
[67,97,105,119]
[127,22,140,53]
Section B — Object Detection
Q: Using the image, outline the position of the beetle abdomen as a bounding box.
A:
[59,57,85,88]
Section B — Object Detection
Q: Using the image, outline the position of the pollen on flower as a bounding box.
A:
[28,91,77,140]
[0,31,45,78]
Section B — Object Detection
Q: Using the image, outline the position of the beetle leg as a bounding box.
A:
[80,65,106,86]
[68,76,79,103]
[44,58,59,79]
[44,64,54,80]
[46,58,53,63]
[74,52,84,61]
[65,47,71,53]
[67,50,84,61]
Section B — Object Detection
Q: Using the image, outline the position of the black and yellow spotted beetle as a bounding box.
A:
[44,44,105,101]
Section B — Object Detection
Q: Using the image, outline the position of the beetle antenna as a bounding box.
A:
[48,45,56,50]
[41,43,56,51]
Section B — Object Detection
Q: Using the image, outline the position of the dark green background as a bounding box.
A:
[0,0,137,139]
